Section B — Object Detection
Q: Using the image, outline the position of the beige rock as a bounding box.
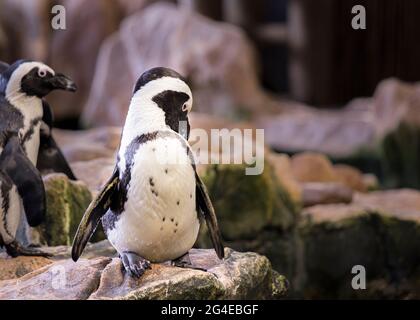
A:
[82,2,267,127]
[47,0,122,120]
[71,158,115,195]
[301,182,353,207]
[0,247,287,300]
[0,256,53,281]
[266,152,302,203]
[53,127,120,163]
[260,78,420,158]
[333,164,366,192]
[302,189,420,224]
[0,258,111,300]
[291,152,336,183]
[0,0,50,61]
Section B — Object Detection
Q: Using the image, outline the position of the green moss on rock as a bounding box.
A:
[37,173,93,246]
[199,162,297,242]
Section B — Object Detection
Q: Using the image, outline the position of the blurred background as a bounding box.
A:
[1,0,420,299]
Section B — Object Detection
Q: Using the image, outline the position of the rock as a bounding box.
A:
[260,78,420,189]
[53,127,121,163]
[333,164,367,192]
[301,182,353,207]
[259,101,377,158]
[291,152,336,183]
[382,122,420,188]
[0,245,287,300]
[0,0,51,61]
[199,162,297,242]
[116,0,154,15]
[266,152,302,204]
[0,256,53,281]
[298,189,420,299]
[290,152,371,193]
[82,2,269,127]
[0,257,112,300]
[362,173,379,191]
[70,158,115,195]
[35,173,92,246]
[46,0,122,120]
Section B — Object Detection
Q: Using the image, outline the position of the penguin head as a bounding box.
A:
[1,60,77,100]
[131,67,193,139]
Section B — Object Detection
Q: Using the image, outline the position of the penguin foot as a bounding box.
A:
[5,241,52,258]
[120,252,151,278]
[171,253,207,272]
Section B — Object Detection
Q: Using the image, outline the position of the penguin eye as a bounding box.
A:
[38,69,47,78]
[182,103,188,112]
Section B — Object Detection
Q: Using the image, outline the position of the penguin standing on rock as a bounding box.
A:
[72,67,224,277]
[0,60,77,256]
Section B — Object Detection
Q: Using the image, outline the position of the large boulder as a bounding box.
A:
[0,243,288,300]
[297,189,420,299]
[0,256,53,281]
[46,0,123,120]
[259,78,420,189]
[34,173,93,246]
[199,162,298,243]
[81,2,269,127]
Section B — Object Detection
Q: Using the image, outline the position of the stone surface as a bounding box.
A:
[0,257,111,300]
[0,0,50,61]
[0,256,53,281]
[260,78,420,157]
[297,189,420,299]
[333,164,367,192]
[291,152,337,183]
[71,158,115,195]
[46,0,122,120]
[82,2,270,127]
[290,152,370,194]
[200,162,297,241]
[53,127,121,163]
[301,182,353,207]
[35,173,92,246]
[0,245,287,300]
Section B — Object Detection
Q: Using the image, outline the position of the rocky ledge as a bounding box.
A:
[0,242,287,300]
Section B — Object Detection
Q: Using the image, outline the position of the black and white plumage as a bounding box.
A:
[0,60,76,257]
[0,60,77,179]
[72,67,224,277]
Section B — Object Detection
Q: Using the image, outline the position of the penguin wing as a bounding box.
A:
[37,101,77,180]
[195,171,224,259]
[72,168,119,261]
[0,133,46,227]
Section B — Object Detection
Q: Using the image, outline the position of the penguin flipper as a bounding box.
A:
[0,133,46,227]
[37,101,77,180]
[72,168,119,261]
[195,171,224,259]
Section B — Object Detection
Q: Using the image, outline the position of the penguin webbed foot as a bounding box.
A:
[120,252,151,278]
[5,241,52,258]
[171,253,208,272]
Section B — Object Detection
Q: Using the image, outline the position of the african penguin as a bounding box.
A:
[72,67,224,278]
[1,60,77,179]
[0,60,76,257]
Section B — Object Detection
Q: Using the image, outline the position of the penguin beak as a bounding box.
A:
[48,73,77,92]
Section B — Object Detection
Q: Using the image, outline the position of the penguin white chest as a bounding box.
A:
[108,135,200,262]
[15,98,43,165]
